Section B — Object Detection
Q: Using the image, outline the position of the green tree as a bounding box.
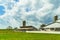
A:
[7,26,12,29]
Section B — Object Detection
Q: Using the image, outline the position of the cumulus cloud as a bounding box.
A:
[53,7,60,15]
[0,0,59,29]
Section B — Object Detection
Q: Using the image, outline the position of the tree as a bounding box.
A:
[14,27,18,31]
[14,27,18,30]
[7,26,12,29]
[39,24,46,31]
[40,24,46,28]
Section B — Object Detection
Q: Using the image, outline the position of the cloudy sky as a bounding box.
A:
[0,0,60,29]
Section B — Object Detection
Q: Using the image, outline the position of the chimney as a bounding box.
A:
[54,15,58,22]
[23,21,26,27]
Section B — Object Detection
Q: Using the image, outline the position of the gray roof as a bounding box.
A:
[43,20,60,28]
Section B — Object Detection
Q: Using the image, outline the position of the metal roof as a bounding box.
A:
[43,20,60,28]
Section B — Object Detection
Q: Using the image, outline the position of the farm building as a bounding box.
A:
[40,15,60,31]
[20,21,37,31]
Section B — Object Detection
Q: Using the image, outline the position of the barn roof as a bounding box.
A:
[20,26,33,28]
[20,26,37,30]
[43,20,60,28]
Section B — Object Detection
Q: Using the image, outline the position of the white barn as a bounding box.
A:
[43,20,60,31]
[40,15,60,31]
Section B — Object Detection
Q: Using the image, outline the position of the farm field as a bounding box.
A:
[0,29,60,40]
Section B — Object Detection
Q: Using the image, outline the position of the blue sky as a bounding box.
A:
[0,6,5,15]
[0,0,60,29]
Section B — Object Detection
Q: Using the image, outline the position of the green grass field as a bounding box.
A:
[0,30,60,40]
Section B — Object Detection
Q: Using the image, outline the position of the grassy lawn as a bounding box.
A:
[0,30,60,40]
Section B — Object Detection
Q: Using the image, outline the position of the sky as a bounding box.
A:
[0,0,60,29]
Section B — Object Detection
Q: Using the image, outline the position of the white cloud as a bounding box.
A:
[54,6,60,15]
[8,18,20,27]
[0,0,55,29]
